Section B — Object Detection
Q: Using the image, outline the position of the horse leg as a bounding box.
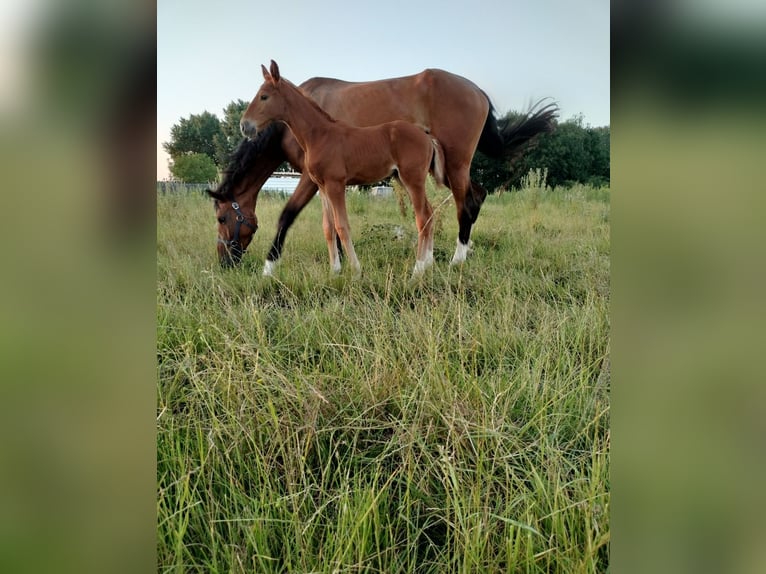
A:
[263,173,318,276]
[319,190,341,273]
[448,166,479,265]
[459,180,488,253]
[401,175,434,278]
[327,183,361,276]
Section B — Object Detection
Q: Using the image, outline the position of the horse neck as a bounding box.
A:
[232,164,269,206]
[278,82,336,150]
[223,132,286,207]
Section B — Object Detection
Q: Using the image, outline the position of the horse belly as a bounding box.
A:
[343,134,396,185]
[346,161,396,186]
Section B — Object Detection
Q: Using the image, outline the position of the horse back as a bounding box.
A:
[299,69,489,150]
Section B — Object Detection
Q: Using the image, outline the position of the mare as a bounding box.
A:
[242,60,445,277]
[209,63,558,271]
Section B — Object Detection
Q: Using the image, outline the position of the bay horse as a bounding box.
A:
[242,60,445,277]
[208,63,558,271]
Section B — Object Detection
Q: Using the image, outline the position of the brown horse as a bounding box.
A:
[208,63,558,271]
[242,60,445,277]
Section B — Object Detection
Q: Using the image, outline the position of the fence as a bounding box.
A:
[156,182,209,194]
[157,173,301,195]
[157,177,395,197]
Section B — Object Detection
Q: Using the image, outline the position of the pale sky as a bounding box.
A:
[157,0,610,180]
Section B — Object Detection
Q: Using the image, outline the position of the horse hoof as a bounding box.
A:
[263,260,276,276]
[412,258,432,277]
[451,240,471,265]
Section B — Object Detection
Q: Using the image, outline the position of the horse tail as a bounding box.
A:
[430,137,446,187]
[477,96,559,164]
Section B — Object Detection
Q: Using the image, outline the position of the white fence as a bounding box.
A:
[157,175,393,197]
[157,172,301,195]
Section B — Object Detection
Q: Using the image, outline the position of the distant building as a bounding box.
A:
[371,185,394,197]
[262,173,301,195]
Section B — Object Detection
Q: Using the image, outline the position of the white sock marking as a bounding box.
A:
[450,239,470,265]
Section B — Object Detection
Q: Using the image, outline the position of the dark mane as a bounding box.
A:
[214,122,282,200]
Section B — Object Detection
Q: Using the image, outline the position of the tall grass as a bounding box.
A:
[157,182,610,572]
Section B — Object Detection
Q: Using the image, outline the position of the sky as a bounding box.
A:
[157,0,610,180]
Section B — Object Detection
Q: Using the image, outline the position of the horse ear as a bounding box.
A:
[206,189,226,202]
[269,60,280,83]
[261,64,270,81]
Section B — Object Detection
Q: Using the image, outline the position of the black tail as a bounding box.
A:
[477,97,559,163]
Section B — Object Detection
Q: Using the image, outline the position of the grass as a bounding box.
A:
[157,181,610,573]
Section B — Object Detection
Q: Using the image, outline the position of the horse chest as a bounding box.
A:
[306,154,344,186]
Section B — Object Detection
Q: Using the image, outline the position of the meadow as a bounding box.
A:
[157,179,610,573]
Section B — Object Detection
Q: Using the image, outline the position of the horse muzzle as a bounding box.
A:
[240,119,257,139]
[218,239,245,268]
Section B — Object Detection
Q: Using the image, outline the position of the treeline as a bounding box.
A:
[164,102,609,189]
[162,100,249,183]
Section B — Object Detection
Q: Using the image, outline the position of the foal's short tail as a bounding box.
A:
[430,137,446,187]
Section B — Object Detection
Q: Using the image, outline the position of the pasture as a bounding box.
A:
[157,180,610,572]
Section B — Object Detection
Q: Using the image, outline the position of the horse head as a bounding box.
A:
[206,188,258,268]
[240,60,286,139]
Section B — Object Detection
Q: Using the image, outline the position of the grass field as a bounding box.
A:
[157,180,610,573]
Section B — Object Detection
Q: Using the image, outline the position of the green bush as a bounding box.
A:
[169,152,218,183]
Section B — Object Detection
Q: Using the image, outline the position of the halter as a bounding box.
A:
[217,201,257,254]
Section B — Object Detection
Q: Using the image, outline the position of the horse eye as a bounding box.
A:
[260,94,268,101]
[217,216,226,224]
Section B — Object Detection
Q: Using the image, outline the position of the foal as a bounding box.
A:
[241,60,445,278]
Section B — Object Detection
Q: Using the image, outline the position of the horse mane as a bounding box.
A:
[213,122,281,200]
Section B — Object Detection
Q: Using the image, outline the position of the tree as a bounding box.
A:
[163,111,222,165]
[169,152,218,183]
[528,116,592,187]
[585,126,610,187]
[214,99,249,166]
[518,116,610,188]
[470,150,512,193]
